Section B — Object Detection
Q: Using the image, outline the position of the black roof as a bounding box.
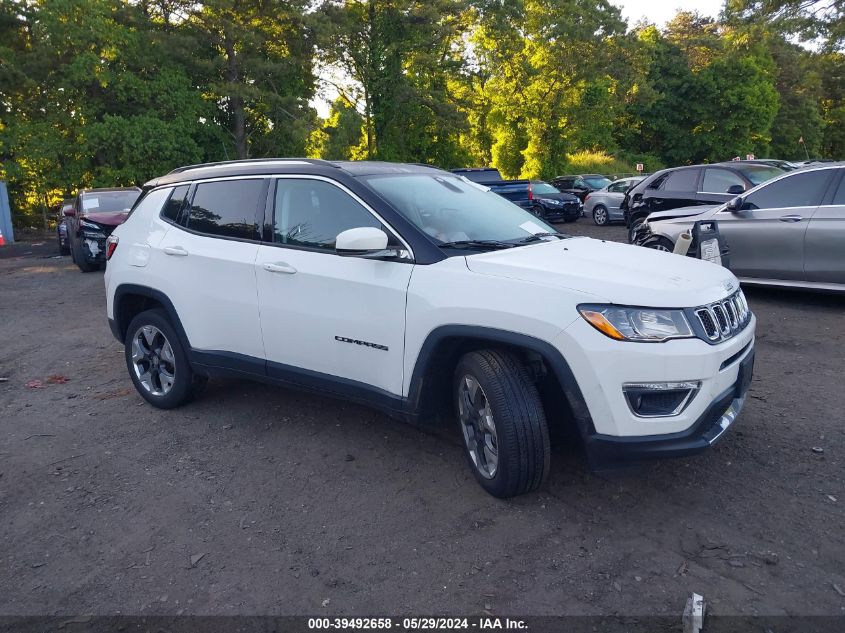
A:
[145,159,445,188]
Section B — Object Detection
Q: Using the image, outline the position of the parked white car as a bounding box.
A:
[105,160,756,497]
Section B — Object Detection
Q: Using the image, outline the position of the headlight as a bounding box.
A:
[80,220,102,231]
[578,304,693,342]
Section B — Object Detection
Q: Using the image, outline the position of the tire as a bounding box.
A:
[71,237,99,272]
[642,236,675,253]
[628,219,645,244]
[58,238,70,256]
[592,205,609,226]
[531,204,545,220]
[124,309,207,409]
[454,349,550,498]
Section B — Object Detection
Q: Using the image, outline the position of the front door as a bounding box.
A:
[714,169,834,281]
[255,177,413,397]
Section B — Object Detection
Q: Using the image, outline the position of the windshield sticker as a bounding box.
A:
[82,197,99,210]
[519,221,548,235]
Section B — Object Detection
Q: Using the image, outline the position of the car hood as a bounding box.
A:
[647,205,720,223]
[82,211,130,226]
[465,237,738,307]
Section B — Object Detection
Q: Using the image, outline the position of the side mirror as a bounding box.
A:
[336,227,396,258]
[726,184,745,195]
[726,196,744,212]
[62,207,76,217]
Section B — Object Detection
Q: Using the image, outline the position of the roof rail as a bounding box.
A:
[167,158,334,175]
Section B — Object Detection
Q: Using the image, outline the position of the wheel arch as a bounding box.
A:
[112,284,191,351]
[406,325,595,440]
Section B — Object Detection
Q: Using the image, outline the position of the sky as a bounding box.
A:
[311,0,727,117]
[614,0,724,27]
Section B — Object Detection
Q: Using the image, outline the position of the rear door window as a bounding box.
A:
[187,179,265,240]
[662,169,700,192]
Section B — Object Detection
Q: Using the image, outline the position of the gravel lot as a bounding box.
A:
[1,221,844,619]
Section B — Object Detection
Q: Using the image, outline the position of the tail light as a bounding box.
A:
[527,184,533,201]
[106,235,119,261]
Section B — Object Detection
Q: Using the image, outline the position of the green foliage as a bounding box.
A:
[1,0,843,227]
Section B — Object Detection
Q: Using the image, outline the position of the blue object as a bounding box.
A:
[0,181,14,244]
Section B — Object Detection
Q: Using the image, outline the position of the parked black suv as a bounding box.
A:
[623,162,784,242]
[551,174,612,202]
[64,187,141,272]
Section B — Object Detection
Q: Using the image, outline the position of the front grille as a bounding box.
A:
[693,290,751,343]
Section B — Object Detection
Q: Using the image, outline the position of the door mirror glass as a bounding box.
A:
[726,184,745,195]
[336,227,394,258]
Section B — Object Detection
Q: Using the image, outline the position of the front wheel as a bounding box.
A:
[642,236,675,253]
[592,205,609,226]
[628,219,644,244]
[531,204,545,219]
[454,350,550,498]
[71,238,99,272]
[125,309,207,409]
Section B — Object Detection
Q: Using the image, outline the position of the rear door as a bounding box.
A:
[155,177,267,360]
[647,168,701,212]
[804,169,845,284]
[714,169,834,281]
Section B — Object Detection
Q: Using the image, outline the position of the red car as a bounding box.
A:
[64,187,141,272]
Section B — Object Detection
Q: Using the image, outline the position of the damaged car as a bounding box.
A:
[65,187,142,272]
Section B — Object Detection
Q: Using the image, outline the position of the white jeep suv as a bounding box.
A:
[104,159,756,498]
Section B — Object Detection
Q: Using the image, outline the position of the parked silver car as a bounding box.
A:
[584,177,643,225]
[638,164,845,292]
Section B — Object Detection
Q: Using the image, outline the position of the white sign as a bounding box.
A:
[636,163,644,172]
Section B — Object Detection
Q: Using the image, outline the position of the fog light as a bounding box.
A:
[623,381,700,418]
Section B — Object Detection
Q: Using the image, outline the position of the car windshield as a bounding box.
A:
[532,182,560,194]
[584,176,612,189]
[363,174,559,245]
[735,165,783,186]
[82,191,140,214]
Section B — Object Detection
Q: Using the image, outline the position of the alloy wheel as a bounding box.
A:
[457,375,499,479]
[594,206,608,225]
[131,325,176,396]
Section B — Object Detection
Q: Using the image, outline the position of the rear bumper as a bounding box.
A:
[585,350,753,464]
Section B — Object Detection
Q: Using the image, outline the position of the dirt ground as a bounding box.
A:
[1,221,844,619]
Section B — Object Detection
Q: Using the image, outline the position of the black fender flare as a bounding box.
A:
[111,284,192,351]
[405,325,596,438]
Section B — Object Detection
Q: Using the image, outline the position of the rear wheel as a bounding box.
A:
[593,205,609,226]
[58,237,70,256]
[454,350,550,498]
[125,309,207,409]
[642,236,675,253]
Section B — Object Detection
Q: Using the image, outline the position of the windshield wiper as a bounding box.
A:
[516,232,568,244]
[438,239,516,250]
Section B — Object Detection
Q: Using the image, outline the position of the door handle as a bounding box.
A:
[263,262,297,274]
[163,246,188,256]
[778,215,803,223]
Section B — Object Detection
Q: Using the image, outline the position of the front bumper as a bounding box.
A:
[585,350,753,462]
[544,203,582,222]
[556,313,756,462]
